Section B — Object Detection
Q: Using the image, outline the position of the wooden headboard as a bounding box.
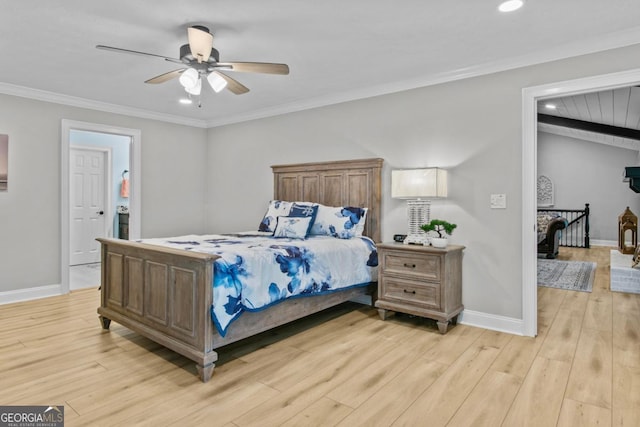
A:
[272,158,383,243]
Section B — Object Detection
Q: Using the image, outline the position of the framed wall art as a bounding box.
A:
[537,175,554,207]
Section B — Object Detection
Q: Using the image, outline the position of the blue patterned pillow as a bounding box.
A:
[310,205,368,239]
[258,200,292,232]
[288,202,318,236]
[273,216,313,239]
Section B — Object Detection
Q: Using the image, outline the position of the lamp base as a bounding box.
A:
[404,200,430,245]
[404,234,429,245]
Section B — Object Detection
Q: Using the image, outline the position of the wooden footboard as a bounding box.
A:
[97,238,220,381]
[97,237,375,382]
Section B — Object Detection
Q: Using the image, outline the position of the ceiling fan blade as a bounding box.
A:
[187,26,213,63]
[216,62,289,75]
[145,69,185,84]
[96,45,183,65]
[214,71,250,95]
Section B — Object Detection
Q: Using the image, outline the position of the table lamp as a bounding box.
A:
[392,168,448,244]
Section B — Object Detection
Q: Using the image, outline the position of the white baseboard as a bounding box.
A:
[2,285,528,337]
[458,309,525,336]
[0,284,65,305]
[590,239,617,247]
[70,282,100,291]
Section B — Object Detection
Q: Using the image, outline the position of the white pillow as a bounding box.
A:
[258,200,292,233]
[273,216,313,239]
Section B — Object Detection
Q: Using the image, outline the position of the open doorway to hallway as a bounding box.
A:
[68,130,131,290]
[61,120,141,294]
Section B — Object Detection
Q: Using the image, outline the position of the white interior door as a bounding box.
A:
[70,148,106,265]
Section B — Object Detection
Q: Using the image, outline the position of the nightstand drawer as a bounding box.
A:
[381,276,440,309]
[382,251,441,280]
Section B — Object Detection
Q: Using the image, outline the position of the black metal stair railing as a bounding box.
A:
[537,203,590,248]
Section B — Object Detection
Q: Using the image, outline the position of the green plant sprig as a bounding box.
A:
[420,219,457,238]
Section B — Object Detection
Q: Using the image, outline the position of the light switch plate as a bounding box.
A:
[491,194,507,209]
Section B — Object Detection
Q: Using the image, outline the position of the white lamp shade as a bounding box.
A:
[391,168,447,199]
[207,72,228,93]
[179,68,199,89]
[184,76,202,95]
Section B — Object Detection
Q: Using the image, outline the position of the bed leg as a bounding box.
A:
[196,363,215,383]
[99,315,111,330]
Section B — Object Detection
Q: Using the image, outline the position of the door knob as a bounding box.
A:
[97,210,104,215]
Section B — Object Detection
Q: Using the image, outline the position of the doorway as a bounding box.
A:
[69,146,109,266]
[522,68,640,337]
[61,120,141,294]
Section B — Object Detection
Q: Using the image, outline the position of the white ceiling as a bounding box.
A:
[538,87,640,151]
[3,1,640,128]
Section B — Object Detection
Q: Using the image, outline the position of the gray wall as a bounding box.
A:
[538,131,640,242]
[206,43,640,320]
[4,42,640,319]
[0,94,208,293]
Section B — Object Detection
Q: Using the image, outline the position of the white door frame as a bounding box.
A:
[61,120,141,294]
[69,146,111,265]
[521,67,640,336]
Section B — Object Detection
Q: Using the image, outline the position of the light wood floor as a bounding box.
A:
[1,246,639,426]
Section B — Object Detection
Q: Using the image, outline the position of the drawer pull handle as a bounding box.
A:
[404,263,416,268]
[403,289,416,294]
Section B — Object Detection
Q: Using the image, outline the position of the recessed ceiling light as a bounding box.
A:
[545,103,557,110]
[498,0,524,12]
[179,98,193,105]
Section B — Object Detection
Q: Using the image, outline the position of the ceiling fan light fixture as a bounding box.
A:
[498,0,524,12]
[184,77,202,95]
[179,68,199,89]
[207,72,228,93]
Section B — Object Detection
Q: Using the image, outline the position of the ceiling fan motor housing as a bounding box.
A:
[180,44,220,64]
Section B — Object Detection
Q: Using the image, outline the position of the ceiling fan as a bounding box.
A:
[96,25,289,96]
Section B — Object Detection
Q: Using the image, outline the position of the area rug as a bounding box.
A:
[537,259,596,292]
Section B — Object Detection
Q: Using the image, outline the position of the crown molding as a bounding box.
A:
[207,26,640,128]
[0,83,208,128]
[3,26,640,130]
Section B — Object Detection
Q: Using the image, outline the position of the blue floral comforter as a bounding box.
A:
[139,233,378,336]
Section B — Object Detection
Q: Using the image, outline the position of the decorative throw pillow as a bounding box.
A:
[537,214,553,232]
[258,200,292,233]
[289,202,317,218]
[288,202,319,236]
[351,207,368,236]
[310,205,368,239]
[273,216,313,239]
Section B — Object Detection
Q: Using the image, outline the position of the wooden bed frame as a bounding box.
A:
[97,158,383,382]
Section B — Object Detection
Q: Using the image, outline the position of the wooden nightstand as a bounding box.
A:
[375,242,464,334]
